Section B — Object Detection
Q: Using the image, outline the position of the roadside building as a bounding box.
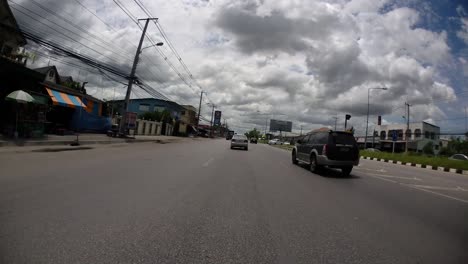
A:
[33,66,110,133]
[371,122,441,153]
[0,0,47,138]
[109,98,182,119]
[178,105,197,136]
[109,98,183,136]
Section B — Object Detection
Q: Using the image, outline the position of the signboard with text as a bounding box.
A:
[214,110,222,126]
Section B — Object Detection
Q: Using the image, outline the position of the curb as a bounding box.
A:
[0,138,178,147]
[360,156,468,175]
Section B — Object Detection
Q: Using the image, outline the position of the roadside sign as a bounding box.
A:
[214,111,222,126]
[126,112,137,128]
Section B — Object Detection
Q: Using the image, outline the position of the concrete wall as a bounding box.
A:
[135,119,162,136]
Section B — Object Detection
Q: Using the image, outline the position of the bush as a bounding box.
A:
[422,142,434,155]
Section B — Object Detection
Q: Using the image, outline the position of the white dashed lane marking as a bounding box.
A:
[202,158,214,167]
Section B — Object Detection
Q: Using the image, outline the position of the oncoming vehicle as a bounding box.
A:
[292,130,359,176]
[230,134,249,150]
[226,130,235,140]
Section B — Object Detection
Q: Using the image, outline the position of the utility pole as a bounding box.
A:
[405,102,411,152]
[119,18,157,136]
[196,91,204,131]
[464,106,467,133]
[300,125,303,136]
[333,117,338,130]
[209,103,216,138]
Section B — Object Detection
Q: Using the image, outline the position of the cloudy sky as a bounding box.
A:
[10,0,468,135]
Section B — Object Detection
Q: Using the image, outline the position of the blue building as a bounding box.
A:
[110,98,183,120]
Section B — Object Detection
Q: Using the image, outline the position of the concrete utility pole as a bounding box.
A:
[300,125,303,136]
[333,117,338,130]
[405,102,411,152]
[209,103,216,137]
[465,106,467,133]
[365,87,387,148]
[196,91,204,132]
[119,18,158,136]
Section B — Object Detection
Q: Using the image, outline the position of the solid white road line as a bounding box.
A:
[371,174,422,181]
[404,184,468,192]
[403,184,468,204]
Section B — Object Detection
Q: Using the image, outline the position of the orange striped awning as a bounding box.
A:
[46,88,85,108]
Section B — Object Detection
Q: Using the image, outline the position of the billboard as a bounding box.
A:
[269,119,292,132]
[214,110,222,126]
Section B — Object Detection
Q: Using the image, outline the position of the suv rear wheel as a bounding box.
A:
[341,166,352,176]
[310,155,318,173]
[292,150,298,165]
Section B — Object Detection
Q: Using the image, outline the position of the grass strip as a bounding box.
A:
[361,150,468,171]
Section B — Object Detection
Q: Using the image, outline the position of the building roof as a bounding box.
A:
[110,98,182,109]
[59,76,74,84]
[0,0,27,46]
[33,66,56,75]
[181,105,197,112]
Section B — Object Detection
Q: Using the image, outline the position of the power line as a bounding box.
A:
[110,0,200,102]
[73,0,118,32]
[130,0,213,102]
[26,0,135,61]
[9,1,132,65]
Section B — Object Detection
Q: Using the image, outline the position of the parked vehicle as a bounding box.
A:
[292,130,359,176]
[231,134,249,150]
[283,141,290,145]
[449,154,468,161]
[250,138,258,144]
[268,139,282,145]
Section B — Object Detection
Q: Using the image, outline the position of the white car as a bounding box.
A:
[268,139,282,145]
[230,134,249,150]
[283,141,290,145]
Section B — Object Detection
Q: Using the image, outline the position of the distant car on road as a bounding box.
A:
[292,130,359,176]
[283,141,290,145]
[231,134,249,150]
[449,154,468,161]
[250,138,258,144]
[365,148,381,152]
[268,139,282,145]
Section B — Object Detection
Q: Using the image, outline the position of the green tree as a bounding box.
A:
[422,142,434,155]
[246,128,261,139]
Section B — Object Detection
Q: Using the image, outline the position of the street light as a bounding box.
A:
[365,87,387,148]
[140,42,164,53]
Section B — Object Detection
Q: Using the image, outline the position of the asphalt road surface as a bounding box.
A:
[1,139,468,264]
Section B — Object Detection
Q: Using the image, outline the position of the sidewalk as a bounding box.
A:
[0,133,183,148]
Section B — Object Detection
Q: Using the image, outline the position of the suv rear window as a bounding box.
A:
[330,133,356,145]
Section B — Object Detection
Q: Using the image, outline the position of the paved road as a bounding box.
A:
[1,140,468,264]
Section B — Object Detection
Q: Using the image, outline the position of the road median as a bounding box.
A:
[360,150,468,175]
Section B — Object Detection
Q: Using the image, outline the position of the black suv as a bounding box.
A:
[292,130,359,176]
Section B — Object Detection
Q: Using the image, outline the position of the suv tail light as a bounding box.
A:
[322,144,328,156]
